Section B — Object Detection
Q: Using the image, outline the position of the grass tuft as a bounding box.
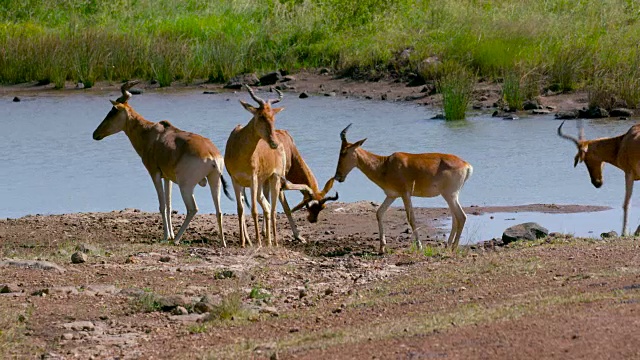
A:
[437,62,475,120]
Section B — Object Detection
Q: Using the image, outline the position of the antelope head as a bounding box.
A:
[334,123,366,182]
[557,121,604,188]
[291,178,339,223]
[240,85,284,150]
[93,80,140,140]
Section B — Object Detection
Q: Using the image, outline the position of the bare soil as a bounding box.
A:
[2,202,639,360]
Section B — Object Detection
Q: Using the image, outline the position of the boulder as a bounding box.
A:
[502,222,549,244]
[600,230,618,239]
[523,100,541,110]
[299,92,309,99]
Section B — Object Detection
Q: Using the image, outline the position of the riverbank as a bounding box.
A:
[2,69,591,115]
[1,204,638,359]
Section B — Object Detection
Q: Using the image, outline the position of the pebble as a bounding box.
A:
[71,252,88,264]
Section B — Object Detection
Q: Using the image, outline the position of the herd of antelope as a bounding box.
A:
[93,81,640,254]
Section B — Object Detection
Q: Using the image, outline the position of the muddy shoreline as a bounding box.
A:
[1,70,591,114]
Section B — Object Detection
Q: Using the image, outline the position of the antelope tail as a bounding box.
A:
[220,175,234,201]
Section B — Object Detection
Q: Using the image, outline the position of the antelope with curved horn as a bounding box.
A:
[93,81,231,246]
[264,130,339,241]
[333,124,473,253]
[558,120,640,236]
[224,85,288,247]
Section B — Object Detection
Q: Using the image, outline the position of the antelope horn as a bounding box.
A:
[557,121,580,146]
[340,123,352,142]
[319,177,335,197]
[116,80,140,104]
[244,84,265,106]
[269,87,284,105]
[319,192,339,205]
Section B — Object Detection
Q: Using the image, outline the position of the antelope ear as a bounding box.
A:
[354,138,367,147]
[272,107,284,114]
[574,153,582,167]
[239,100,257,114]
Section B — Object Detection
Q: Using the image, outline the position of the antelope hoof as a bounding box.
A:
[295,235,307,244]
[379,246,386,255]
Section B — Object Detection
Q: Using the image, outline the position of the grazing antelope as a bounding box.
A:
[558,120,640,236]
[224,85,288,247]
[93,81,231,246]
[333,124,473,253]
[265,130,339,241]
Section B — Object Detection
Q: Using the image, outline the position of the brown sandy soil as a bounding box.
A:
[2,202,638,360]
[0,70,589,114]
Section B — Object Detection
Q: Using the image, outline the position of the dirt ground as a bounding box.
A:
[2,202,639,360]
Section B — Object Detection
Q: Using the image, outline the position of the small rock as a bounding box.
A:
[600,231,618,239]
[259,306,279,317]
[0,283,19,293]
[171,306,189,315]
[281,75,296,82]
[159,256,172,263]
[324,288,334,296]
[203,91,218,95]
[75,82,85,89]
[71,252,88,264]
[324,92,336,97]
[61,333,74,340]
[319,68,331,75]
[299,289,307,299]
[299,92,309,99]
[522,100,541,110]
[502,222,549,244]
[531,109,551,115]
[431,114,446,120]
[555,111,578,120]
[129,88,144,95]
[381,93,388,100]
[157,295,191,311]
[62,321,95,332]
[12,96,20,102]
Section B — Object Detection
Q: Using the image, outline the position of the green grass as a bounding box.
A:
[437,62,475,120]
[0,0,639,103]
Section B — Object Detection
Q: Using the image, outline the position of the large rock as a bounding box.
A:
[259,71,282,86]
[555,111,578,120]
[578,107,609,119]
[502,222,549,244]
[610,108,634,117]
[224,73,260,89]
[523,100,541,110]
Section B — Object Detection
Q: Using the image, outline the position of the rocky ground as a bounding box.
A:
[2,202,639,359]
[1,69,592,115]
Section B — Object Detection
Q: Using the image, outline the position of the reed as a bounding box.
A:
[0,0,639,107]
[437,63,475,121]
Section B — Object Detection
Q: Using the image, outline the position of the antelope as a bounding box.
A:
[93,81,231,246]
[264,130,339,241]
[558,120,640,236]
[333,124,473,253]
[224,85,289,247]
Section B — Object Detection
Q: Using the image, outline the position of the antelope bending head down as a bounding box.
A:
[557,121,604,188]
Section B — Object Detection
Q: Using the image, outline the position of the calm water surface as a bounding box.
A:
[2,90,639,241]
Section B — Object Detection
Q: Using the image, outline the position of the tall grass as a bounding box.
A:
[438,63,475,120]
[1,0,640,105]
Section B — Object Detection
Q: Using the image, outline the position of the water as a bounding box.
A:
[2,90,640,240]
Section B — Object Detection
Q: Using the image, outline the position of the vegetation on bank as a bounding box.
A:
[2,0,640,109]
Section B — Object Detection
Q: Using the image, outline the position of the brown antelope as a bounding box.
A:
[265,130,339,241]
[333,124,473,253]
[93,81,231,246]
[558,120,640,236]
[224,85,289,247]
